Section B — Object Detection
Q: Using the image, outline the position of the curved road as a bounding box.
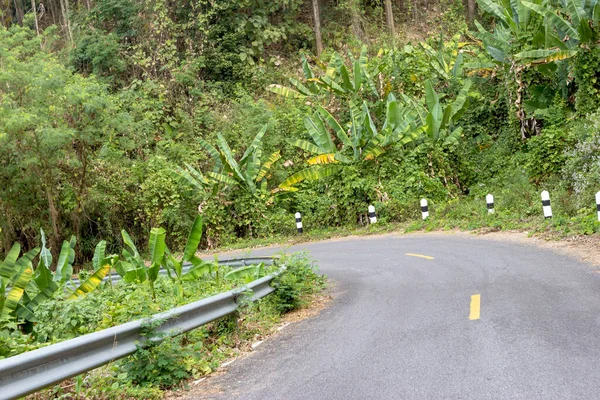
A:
[188,234,600,399]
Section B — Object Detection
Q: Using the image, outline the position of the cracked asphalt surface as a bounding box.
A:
[186,234,600,399]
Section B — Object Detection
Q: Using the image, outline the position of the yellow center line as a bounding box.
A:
[469,294,481,320]
[405,253,435,260]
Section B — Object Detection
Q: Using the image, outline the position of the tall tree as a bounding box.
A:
[384,0,395,35]
[312,0,323,56]
[466,0,476,26]
[30,0,39,35]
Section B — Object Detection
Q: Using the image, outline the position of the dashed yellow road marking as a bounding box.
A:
[469,294,481,320]
[405,253,435,260]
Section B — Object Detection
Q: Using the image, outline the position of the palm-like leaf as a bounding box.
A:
[256,151,282,182]
[69,263,111,299]
[183,215,203,262]
[267,84,306,99]
[307,153,338,165]
[2,267,32,318]
[279,165,343,189]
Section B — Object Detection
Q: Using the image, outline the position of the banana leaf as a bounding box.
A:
[0,243,20,279]
[279,165,343,189]
[183,215,203,263]
[267,84,306,99]
[1,267,32,318]
[69,263,111,299]
[256,150,281,182]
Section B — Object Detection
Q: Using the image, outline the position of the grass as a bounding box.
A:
[211,198,600,254]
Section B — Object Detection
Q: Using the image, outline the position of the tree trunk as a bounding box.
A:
[384,0,395,35]
[58,0,72,42]
[467,0,476,26]
[12,0,24,25]
[312,0,323,56]
[31,0,39,35]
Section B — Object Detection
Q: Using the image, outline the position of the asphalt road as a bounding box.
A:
[188,234,600,399]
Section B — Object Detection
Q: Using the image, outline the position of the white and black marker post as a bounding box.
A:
[541,190,552,219]
[295,212,303,233]
[368,205,377,224]
[421,199,429,220]
[596,191,600,222]
[486,194,495,214]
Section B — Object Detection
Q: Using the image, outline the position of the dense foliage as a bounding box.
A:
[1,0,600,260]
[0,251,324,397]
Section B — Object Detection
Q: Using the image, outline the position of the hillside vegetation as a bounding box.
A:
[1,0,600,261]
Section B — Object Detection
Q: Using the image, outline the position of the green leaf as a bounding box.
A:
[362,102,378,140]
[148,228,166,267]
[279,165,343,189]
[267,84,305,99]
[0,243,20,279]
[477,0,509,24]
[339,65,354,91]
[197,137,223,171]
[240,125,268,165]
[69,263,111,299]
[2,266,32,317]
[450,80,473,121]
[353,60,362,92]
[425,80,440,111]
[92,241,107,270]
[521,1,579,40]
[224,264,261,281]
[256,150,282,182]
[16,248,40,277]
[182,258,213,281]
[183,216,203,262]
[317,106,352,147]
[288,139,323,154]
[39,229,52,269]
[426,103,443,140]
[121,230,140,259]
[301,53,315,79]
[216,133,246,182]
[289,78,315,96]
[305,114,335,153]
[174,164,209,192]
[54,240,73,283]
[207,171,238,185]
[17,281,58,320]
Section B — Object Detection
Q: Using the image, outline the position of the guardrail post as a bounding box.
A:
[596,191,600,222]
[486,194,495,214]
[295,212,303,233]
[368,205,377,224]
[420,199,429,220]
[541,190,552,219]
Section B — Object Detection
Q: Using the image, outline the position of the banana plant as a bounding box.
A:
[69,241,115,299]
[0,244,40,319]
[175,125,283,201]
[268,46,381,101]
[116,228,165,299]
[420,35,466,81]
[279,95,420,190]
[414,80,473,149]
[162,215,215,298]
[15,232,114,320]
[224,263,267,284]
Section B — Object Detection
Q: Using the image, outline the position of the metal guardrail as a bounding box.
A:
[0,257,284,400]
